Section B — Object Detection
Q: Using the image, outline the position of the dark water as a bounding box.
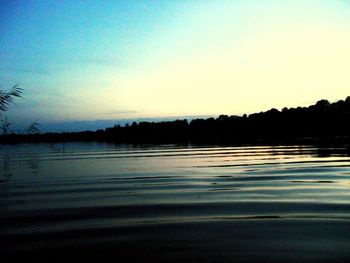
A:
[1,143,350,262]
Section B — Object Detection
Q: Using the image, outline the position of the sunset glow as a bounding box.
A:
[1,0,350,130]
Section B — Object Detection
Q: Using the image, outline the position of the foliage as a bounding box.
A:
[0,84,39,135]
[0,117,12,135]
[0,84,23,112]
[25,122,40,134]
[1,96,350,144]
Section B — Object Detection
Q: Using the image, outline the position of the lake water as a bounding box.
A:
[1,142,350,262]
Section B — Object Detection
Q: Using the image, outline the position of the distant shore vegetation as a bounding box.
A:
[1,96,350,145]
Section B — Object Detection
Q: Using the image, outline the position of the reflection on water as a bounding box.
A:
[1,143,350,262]
[0,148,11,182]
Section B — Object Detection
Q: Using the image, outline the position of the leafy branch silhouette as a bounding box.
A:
[0,84,23,112]
[0,84,39,135]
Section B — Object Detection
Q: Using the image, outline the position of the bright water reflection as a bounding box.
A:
[1,143,350,262]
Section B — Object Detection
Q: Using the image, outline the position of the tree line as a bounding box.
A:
[1,96,350,144]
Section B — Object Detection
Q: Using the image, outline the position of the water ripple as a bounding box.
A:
[1,143,350,261]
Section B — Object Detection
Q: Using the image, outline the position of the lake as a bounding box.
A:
[1,142,350,262]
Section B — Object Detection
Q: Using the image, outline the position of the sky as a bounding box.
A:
[1,0,350,131]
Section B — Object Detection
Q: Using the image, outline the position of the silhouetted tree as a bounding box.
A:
[1,96,350,144]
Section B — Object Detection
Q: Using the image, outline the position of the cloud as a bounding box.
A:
[101,110,138,115]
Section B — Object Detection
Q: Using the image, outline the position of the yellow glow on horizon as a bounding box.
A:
[106,23,350,119]
[13,0,350,122]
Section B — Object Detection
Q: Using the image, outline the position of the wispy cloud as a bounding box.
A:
[101,110,138,115]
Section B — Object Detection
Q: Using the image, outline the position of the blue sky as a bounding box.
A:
[1,0,350,131]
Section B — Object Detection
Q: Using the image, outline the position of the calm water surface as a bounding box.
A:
[1,143,350,262]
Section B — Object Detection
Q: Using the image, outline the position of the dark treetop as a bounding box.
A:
[1,96,350,145]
